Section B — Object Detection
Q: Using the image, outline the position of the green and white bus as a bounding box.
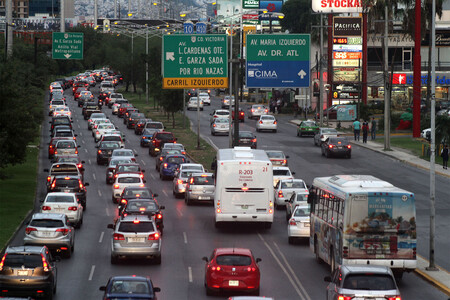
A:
[309,175,416,278]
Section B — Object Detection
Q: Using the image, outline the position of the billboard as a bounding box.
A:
[259,0,283,20]
[333,17,362,37]
[336,104,357,121]
[312,0,364,13]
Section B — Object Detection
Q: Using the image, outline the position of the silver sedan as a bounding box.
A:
[210,118,230,135]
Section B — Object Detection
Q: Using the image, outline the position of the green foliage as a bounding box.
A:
[436,116,450,145]
[280,0,319,34]
[378,113,403,131]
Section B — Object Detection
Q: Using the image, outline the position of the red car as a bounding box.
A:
[203,248,261,296]
[232,109,245,122]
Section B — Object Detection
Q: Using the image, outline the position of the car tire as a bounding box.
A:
[46,287,54,300]
[321,148,325,156]
[274,129,277,133]
[330,249,336,273]
[286,210,290,221]
[314,238,323,263]
[206,286,214,296]
[154,255,161,265]
[325,150,329,158]
[110,255,118,264]
[112,196,116,204]
[186,197,192,206]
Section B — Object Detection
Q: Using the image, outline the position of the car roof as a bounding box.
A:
[120,215,155,223]
[214,248,253,256]
[341,264,392,275]
[116,173,142,178]
[31,213,66,221]
[50,162,78,168]
[109,275,149,282]
[6,245,47,254]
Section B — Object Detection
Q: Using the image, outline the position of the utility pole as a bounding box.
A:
[94,0,98,29]
[383,6,390,151]
[114,0,117,18]
[427,0,438,272]
[146,29,149,104]
[5,0,13,58]
[60,0,65,32]
[228,23,234,148]
[319,14,324,127]
[412,0,421,137]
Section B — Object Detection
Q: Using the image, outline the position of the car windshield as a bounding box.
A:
[274,169,290,176]
[55,131,73,137]
[45,194,75,203]
[166,157,186,164]
[216,255,252,266]
[240,132,253,138]
[54,178,78,188]
[216,111,229,115]
[118,222,155,232]
[57,157,78,164]
[181,171,194,178]
[293,207,310,217]
[215,119,229,124]
[118,177,141,184]
[110,280,151,294]
[329,138,348,144]
[101,142,120,149]
[281,181,305,189]
[3,254,43,268]
[91,113,106,119]
[117,165,139,173]
[266,151,284,158]
[296,194,308,202]
[342,274,396,290]
[99,124,115,130]
[113,150,134,157]
[192,175,214,185]
[261,116,274,120]
[30,219,65,228]
[124,189,151,198]
[53,119,70,125]
[302,121,316,127]
[56,141,76,148]
[126,201,158,212]
[322,129,337,134]
[162,149,181,156]
[110,159,132,167]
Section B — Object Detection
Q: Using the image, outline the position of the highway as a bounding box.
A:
[7,85,450,299]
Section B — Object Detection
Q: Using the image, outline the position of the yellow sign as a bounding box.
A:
[243,25,257,46]
[163,77,228,89]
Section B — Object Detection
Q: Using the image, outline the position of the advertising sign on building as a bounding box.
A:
[333,59,361,67]
[243,0,260,9]
[333,68,360,82]
[333,44,362,52]
[333,52,362,59]
[333,17,362,37]
[259,0,283,19]
[336,104,357,121]
[312,0,364,13]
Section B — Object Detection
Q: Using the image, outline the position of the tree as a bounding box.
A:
[280,0,319,34]
[160,89,184,127]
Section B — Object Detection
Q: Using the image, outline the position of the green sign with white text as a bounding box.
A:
[52,32,84,60]
[243,0,260,9]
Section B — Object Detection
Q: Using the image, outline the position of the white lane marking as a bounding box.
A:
[84,149,88,153]
[88,265,96,281]
[98,190,102,197]
[183,232,188,244]
[176,208,183,217]
[82,140,85,144]
[188,266,193,283]
[141,159,146,166]
[150,173,155,179]
[99,232,104,243]
[204,137,219,151]
[79,132,83,136]
[77,124,80,128]
[105,207,110,216]
[88,159,92,165]
[163,190,168,197]
[273,242,311,300]
[257,233,308,300]
[92,173,96,180]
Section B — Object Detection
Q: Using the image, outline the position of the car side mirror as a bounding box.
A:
[202,256,208,262]
[153,287,161,293]
[160,205,165,210]
[135,153,138,157]
[285,199,289,202]
[286,155,290,159]
[153,193,158,198]
[49,121,52,124]
[84,183,90,186]
[143,180,147,183]
[75,134,78,137]
[95,145,99,148]
[82,161,86,164]
[99,286,106,291]
[107,224,114,229]
[77,145,81,148]
[292,172,296,175]
[324,276,332,282]
[256,258,262,263]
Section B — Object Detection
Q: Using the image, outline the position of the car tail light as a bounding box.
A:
[259,121,263,124]
[278,190,283,198]
[68,206,78,211]
[177,179,183,184]
[388,297,401,300]
[252,138,257,143]
[163,163,168,168]
[120,199,127,204]
[211,266,221,271]
[47,176,51,182]
[289,219,296,226]
[54,150,58,155]
[246,267,257,272]
[213,124,216,127]
[142,136,146,139]
[42,206,51,210]
[0,254,7,271]
[56,228,69,235]
[139,184,145,187]
[113,233,125,240]
[25,227,37,234]
[77,164,83,169]
[51,181,56,189]
[41,254,49,272]
[114,184,120,189]
[75,149,78,154]
[329,145,334,149]
[337,296,352,300]
[98,150,102,154]
[96,131,99,135]
[283,159,287,164]
[156,213,162,219]
[347,145,351,149]
[140,174,144,178]
[274,121,277,124]
[240,112,244,116]
[79,181,84,188]
[148,233,160,240]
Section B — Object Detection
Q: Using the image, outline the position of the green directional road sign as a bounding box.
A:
[52,32,84,60]
[246,34,310,88]
[162,34,228,89]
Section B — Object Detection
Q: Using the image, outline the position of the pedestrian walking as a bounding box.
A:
[362,120,369,143]
[441,144,449,169]
[353,119,361,141]
[371,117,377,140]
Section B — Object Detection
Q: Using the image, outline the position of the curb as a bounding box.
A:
[414,268,450,297]
[0,209,34,255]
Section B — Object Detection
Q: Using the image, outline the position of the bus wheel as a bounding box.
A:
[314,239,322,264]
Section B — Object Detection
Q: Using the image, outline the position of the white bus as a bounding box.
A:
[214,147,274,229]
[309,175,416,278]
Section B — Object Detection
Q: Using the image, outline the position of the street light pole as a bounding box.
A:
[146,28,149,104]
[228,23,234,148]
[60,0,65,32]
[383,6,391,151]
[319,14,324,127]
[5,0,13,59]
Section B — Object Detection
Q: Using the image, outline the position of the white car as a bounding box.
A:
[273,166,295,187]
[178,163,205,174]
[110,149,137,163]
[313,128,338,146]
[221,95,235,108]
[209,109,230,124]
[88,112,107,129]
[198,92,211,105]
[49,100,66,115]
[112,173,146,203]
[211,118,230,135]
[53,107,72,120]
[91,119,112,131]
[98,133,125,149]
[287,204,310,244]
[274,178,307,208]
[94,123,117,142]
[108,93,124,106]
[172,169,197,198]
[285,190,310,220]
[248,104,268,119]
[256,115,277,132]
[187,97,204,111]
[40,192,83,227]
[162,143,186,155]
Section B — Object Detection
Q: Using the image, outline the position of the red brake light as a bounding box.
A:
[41,254,49,272]
[338,296,352,300]
[25,227,37,234]
[278,190,283,198]
[56,228,69,235]
[42,206,51,211]
[177,179,183,184]
[274,121,277,124]
[47,176,51,182]
[113,233,125,240]
[347,145,351,149]
[329,144,333,149]
[163,163,168,168]
[68,206,78,211]
[156,213,162,219]
[212,266,221,271]
[148,232,160,240]
[77,164,82,168]
[0,254,7,271]
[289,219,296,226]
[388,297,401,300]
[114,184,120,189]
[120,199,127,204]
[98,150,102,154]
[259,121,263,124]
[252,138,257,143]
[133,219,140,224]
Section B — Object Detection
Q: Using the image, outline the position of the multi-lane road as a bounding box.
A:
[7,84,450,299]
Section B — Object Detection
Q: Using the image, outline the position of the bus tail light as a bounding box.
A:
[343,246,349,258]
[216,208,221,213]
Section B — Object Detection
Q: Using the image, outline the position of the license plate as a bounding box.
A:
[229,280,239,286]
[40,231,53,236]
[198,196,210,200]
[64,189,71,193]
[242,205,248,209]
[127,237,145,243]
[17,270,28,276]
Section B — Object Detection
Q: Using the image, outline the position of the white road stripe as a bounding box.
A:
[150,173,155,179]
[84,149,88,153]
[188,266,193,283]
[79,132,83,136]
[183,232,188,244]
[257,233,308,300]
[273,242,311,300]
[141,159,146,166]
[82,140,85,144]
[98,190,102,197]
[163,190,168,197]
[88,265,95,281]
[92,173,96,180]
[99,232,104,243]
[105,207,110,216]
[176,208,183,217]
[77,124,80,128]
[88,159,91,165]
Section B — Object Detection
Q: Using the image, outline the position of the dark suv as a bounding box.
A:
[0,245,58,299]
[148,132,177,157]
[126,112,146,129]
[48,175,89,209]
[97,141,121,165]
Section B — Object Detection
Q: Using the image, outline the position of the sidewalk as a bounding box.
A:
[289,118,450,296]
